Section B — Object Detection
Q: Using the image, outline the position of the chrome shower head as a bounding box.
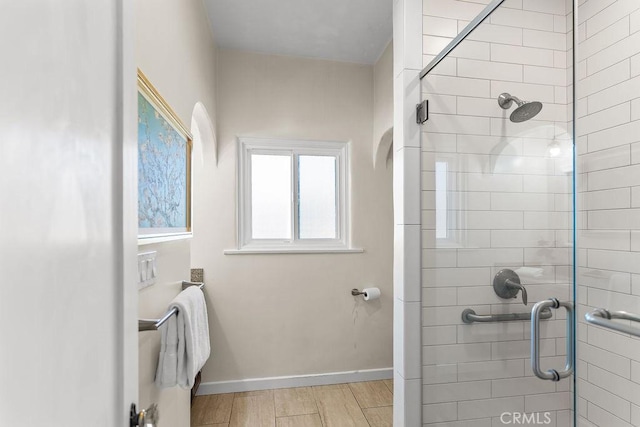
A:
[498,92,543,123]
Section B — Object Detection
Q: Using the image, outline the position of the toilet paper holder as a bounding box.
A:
[351,288,381,299]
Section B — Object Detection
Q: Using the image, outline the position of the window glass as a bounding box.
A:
[250,154,291,239]
[298,155,337,239]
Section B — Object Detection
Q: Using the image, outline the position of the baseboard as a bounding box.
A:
[197,367,393,395]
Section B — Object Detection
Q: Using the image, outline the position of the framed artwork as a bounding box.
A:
[137,69,192,239]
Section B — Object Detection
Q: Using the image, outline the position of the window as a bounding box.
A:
[233,137,353,253]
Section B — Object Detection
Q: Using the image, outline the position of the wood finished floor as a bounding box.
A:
[191,379,393,427]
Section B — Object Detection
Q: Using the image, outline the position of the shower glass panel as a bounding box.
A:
[420,1,575,426]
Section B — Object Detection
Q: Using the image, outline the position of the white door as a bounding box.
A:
[0,1,138,426]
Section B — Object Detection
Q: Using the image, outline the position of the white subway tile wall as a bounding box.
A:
[578,1,640,427]
[394,0,424,424]
[421,0,573,425]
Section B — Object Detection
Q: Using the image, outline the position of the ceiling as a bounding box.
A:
[203,0,393,65]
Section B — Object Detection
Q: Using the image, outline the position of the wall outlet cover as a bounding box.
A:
[191,268,204,283]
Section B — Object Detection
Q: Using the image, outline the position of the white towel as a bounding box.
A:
[155,286,210,389]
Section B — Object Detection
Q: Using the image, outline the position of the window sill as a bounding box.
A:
[138,232,192,246]
[223,247,365,255]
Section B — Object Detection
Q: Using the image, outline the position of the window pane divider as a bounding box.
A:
[292,152,299,241]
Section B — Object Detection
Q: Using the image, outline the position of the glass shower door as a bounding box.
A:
[419,0,575,425]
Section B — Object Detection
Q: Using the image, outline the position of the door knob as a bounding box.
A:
[130,403,159,427]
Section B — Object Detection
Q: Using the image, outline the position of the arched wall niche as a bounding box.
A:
[374,126,393,169]
[190,102,216,235]
[191,102,217,166]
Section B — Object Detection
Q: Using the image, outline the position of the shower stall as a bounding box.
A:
[395,0,640,424]
[418,0,576,424]
[403,0,640,425]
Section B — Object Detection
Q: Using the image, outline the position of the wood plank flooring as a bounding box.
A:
[191,380,393,427]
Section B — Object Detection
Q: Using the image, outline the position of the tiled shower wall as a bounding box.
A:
[421,0,573,425]
[576,1,640,426]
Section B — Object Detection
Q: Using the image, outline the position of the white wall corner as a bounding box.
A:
[393,0,405,78]
[394,224,422,302]
[403,0,423,71]
[393,0,423,74]
[394,71,421,152]
[393,375,422,426]
[392,0,423,425]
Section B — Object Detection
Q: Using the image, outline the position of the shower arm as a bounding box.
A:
[498,93,524,109]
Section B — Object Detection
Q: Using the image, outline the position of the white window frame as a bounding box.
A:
[229,137,359,254]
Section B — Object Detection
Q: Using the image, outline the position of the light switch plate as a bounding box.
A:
[138,251,157,290]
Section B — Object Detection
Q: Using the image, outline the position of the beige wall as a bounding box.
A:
[191,49,393,385]
[373,42,394,167]
[135,0,217,425]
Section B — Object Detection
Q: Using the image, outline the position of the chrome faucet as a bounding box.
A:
[494,269,528,305]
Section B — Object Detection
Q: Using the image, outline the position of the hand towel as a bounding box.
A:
[155,286,210,389]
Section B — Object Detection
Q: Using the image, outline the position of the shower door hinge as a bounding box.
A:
[416,100,428,124]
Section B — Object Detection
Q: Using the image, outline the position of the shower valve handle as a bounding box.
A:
[493,269,527,305]
[505,279,527,305]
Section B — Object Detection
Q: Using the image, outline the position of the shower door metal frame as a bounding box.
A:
[419,0,506,79]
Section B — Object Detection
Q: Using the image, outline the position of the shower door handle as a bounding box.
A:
[531,298,574,382]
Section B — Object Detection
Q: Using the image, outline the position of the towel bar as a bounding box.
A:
[585,308,640,337]
[138,281,205,332]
